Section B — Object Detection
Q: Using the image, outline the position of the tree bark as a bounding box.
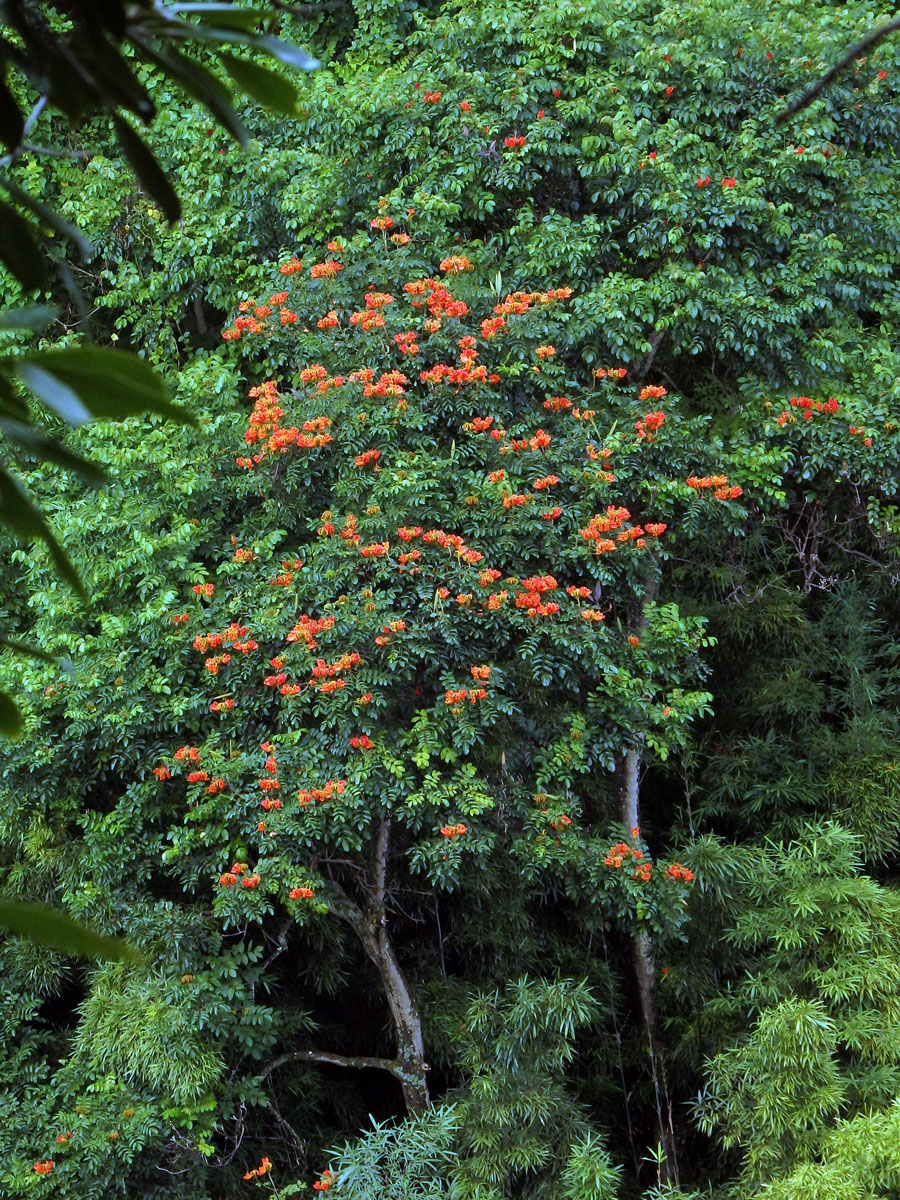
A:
[321,819,430,1114]
[616,574,679,1184]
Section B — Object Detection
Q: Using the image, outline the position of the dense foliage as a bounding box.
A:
[2,0,900,1197]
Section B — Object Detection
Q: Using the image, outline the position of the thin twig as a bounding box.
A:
[775,16,900,123]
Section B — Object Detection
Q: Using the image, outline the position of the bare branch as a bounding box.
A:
[776,16,900,124]
[259,1047,404,1081]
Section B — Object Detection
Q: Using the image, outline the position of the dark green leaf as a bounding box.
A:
[0,901,142,962]
[170,3,265,30]
[0,176,93,258]
[137,40,247,147]
[18,346,195,425]
[0,636,61,663]
[0,689,22,738]
[0,305,55,331]
[0,465,83,595]
[0,71,24,151]
[0,198,47,291]
[220,52,299,116]
[81,33,156,122]
[250,34,320,72]
[18,363,92,425]
[0,416,107,483]
[112,116,181,222]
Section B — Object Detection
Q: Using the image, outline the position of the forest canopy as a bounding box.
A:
[2,1,900,1197]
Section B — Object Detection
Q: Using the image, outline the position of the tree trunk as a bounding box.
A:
[616,574,679,1184]
[328,818,430,1114]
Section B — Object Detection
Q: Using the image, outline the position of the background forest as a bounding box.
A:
[2,0,900,1196]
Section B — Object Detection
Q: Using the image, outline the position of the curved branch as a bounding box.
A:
[776,16,900,124]
[259,1048,404,1081]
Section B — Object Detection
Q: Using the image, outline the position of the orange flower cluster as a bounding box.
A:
[404,276,469,319]
[350,308,385,332]
[314,1170,334,1192]
[421,528,484,565]
[210,698,235,712]
[290,886,316,899]
[286,614,335,650]
[479,568,502,585]
[666,862,695,882]
[193,623,255,655]
[375,619,406,647]
[504,134,526,149]
[420,362,500,387]
[244,1157,272,1181]
[207,777,226,795]
[544,395,572,411]
[360,541,390,558]
[516,574,560,618]
[174,745,201,763]
[349,734,374,750]
[317,309,339,330]
[541,507,563,520]
[686,474,743,500]
[310,259,343,278]
[635,410,666,441]
[439,255,474,273]
[534,344,556,359]
[579,506,633,554]
[603,841,646,868]
[363,369,409,398]
[639,384,667,401]
[187,771,210,785]
[280,258,303,275]
[371,215,395,230]
[480,315,506,338]
[33,1161,54,1175]
[297,778,348,806]
[153,764,171,780]
[775,394,840,426]
[355,448,381,468]
[170,612,190,624]
[394,330,419,356]
[533,474,560,490]
[581,609,605,622]
[440,823,468,837]
[470,664,491,681]
[593,367,627,380]
[192,583,214,597]
[503,493,529,509]
[237,383,334,469]
[220,861,249,886]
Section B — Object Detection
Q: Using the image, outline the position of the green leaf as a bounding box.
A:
[17,362,92,425]
[17,346,195,425]
[0,73,24,152]
[250,33,320,73]
[136,41,248,147]
[0,416,107,482]
[0,465,83,595]
[112,116,181,222]
[0,901,142,962]
[220,52,299,116]
[0,304,56,331]
[0,688,22,737]
[0,636,61,663]
[169,2,265,29]
[0,198,47,291]
[0,176,93,258]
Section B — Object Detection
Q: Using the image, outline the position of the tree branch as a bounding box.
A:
[775,16,900,124]
[259,1048,405,1081]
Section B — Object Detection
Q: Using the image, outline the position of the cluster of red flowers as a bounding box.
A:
[355,448,381,469]
[170,612,190,624]
[317,309,339,330]
[534,344,556,359]
[579,506,648,554]
[175,745,201,763]
[349,734,374,750]
[297,778,347,806]
[310,259,343,279]
[375,619,407,647]
[192,583,214,598]
[290,885,316,899]
[220,861,249,886]
[244,1157,272,1181]
[153,764,171,780]
[33,1161,54,1175]
[210,698,236,712]
[237,382,334,469]
[394,330,419,356]
[635,410,666,441]
[503,134,526,149]
[515,574,560,618]
[593,366,627,381]
[439,255,473,273]
[280,257,303,275]
[440,823,468,837]
[371,215,395,231]
[666,862,695,882]
[774,394,840,426]
[314,1170,334,1192]
[603,840,645,868]
[287,614,335,651]
[187,770,209,783]
[404,276,469,320]
[686,474,743,500]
